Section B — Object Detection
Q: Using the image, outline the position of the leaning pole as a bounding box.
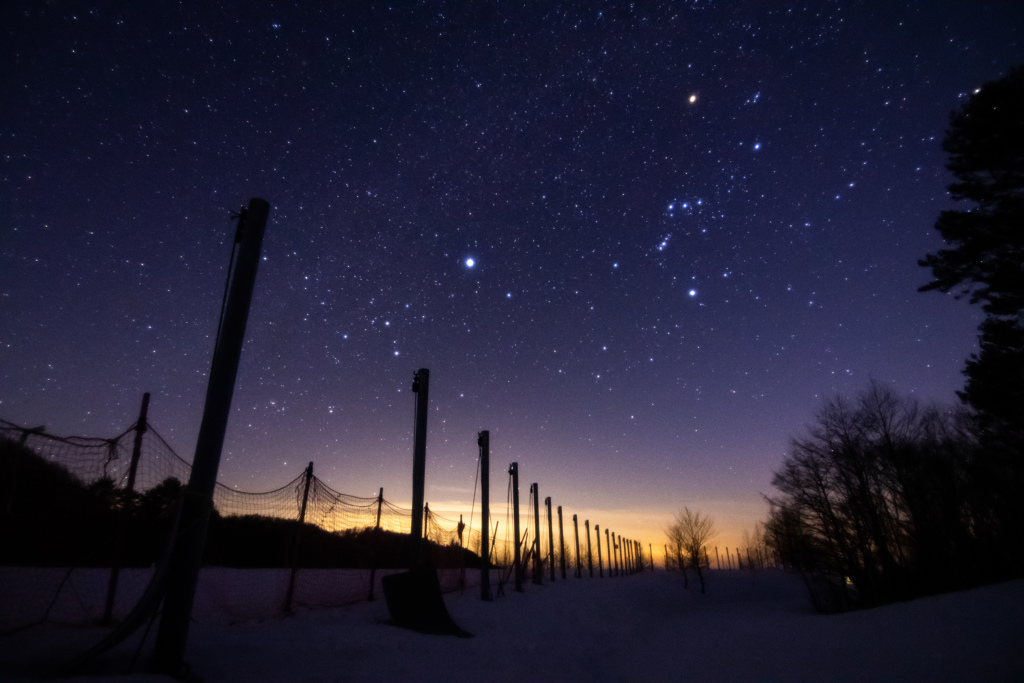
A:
[151,198,269,675]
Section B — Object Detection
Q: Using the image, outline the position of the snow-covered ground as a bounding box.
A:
[2,569,1022,682]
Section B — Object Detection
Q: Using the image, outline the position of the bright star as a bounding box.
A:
[689,289,697,297]
[465,258,475,268]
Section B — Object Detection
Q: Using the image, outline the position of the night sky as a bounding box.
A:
[3,1,1023,558]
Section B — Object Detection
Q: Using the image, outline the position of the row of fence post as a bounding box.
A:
[12,392,650,625]
[474,451,644,601]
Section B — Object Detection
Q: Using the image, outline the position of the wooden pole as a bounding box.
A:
[596,524,603,578]
[531,484,542,585]
[605,528,611,577]
[545,497,555,581]
[510,462,522,592]
[152,198,269,675]
[284,462,314,613]
[715,546,720,570]
[585,520,593,577]
[368,487,383,601]
[423,503,430,545]
[410,369,430,563]
[375,487,384,528]
[573,514,581,578]
[558,506,566,580]
[103,392,150,625]
[479,431,491,601]
[611,531,618,577]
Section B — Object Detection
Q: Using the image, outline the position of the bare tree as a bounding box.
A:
[766,381,980,610]
[667,507,716,594]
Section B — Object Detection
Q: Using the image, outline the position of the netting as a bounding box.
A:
[1,414,640,634]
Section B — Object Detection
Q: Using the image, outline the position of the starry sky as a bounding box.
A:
[3,1,1023,560]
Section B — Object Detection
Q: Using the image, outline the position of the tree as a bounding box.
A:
[666,507,716,594]
[919,65,1024,440]
[765,383,983,610]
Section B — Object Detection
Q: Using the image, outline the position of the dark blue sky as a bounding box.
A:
[3,1,1022,554]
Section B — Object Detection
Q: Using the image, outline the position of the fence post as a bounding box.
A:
[545,497,555,581]
[368,487,383,601]
[424,502,430,545]
[531,484,542,585]
[409,369,430,568]
[479,431,491,601]
[284,462,314,613]
[585,520,593,577]
[558,506,566,580]
[664,544,669,571]
[715,546,720,570]
[573,514,581,578]
[649,543,653,572]
[510,462,522,592]
[605,528,612,577]
[596,524,603,578]
[153,198,270,676]
[375,487,384,528]
[103,392,150,625]
[611,531,618,577]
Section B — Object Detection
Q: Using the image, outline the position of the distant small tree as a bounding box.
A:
[666,507,716,594]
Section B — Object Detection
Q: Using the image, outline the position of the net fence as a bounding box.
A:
[1,415,644,633]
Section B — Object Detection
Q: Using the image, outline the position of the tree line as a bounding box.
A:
[765,66,1024,612]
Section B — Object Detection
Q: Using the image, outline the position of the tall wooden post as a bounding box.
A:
[585,520,593,577]
[573,514,581,578]
[410,369,430,563]
[605,528,612,577]
[368,487,384,601]
[557,506,566,579]
[531,484,542,585]
[152,198,269,675]
[375,487,384,528]
[103,392,150,625]
[545,497,555,581]
[510,462,522,592]
[595,524,603,578]
[284,462,314,613]
[423,503,430,544]
[478,431,491,601]
[610,532,616,576]
[649,543,653,572]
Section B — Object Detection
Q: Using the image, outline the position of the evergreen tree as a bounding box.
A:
[920,65,1024,439]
